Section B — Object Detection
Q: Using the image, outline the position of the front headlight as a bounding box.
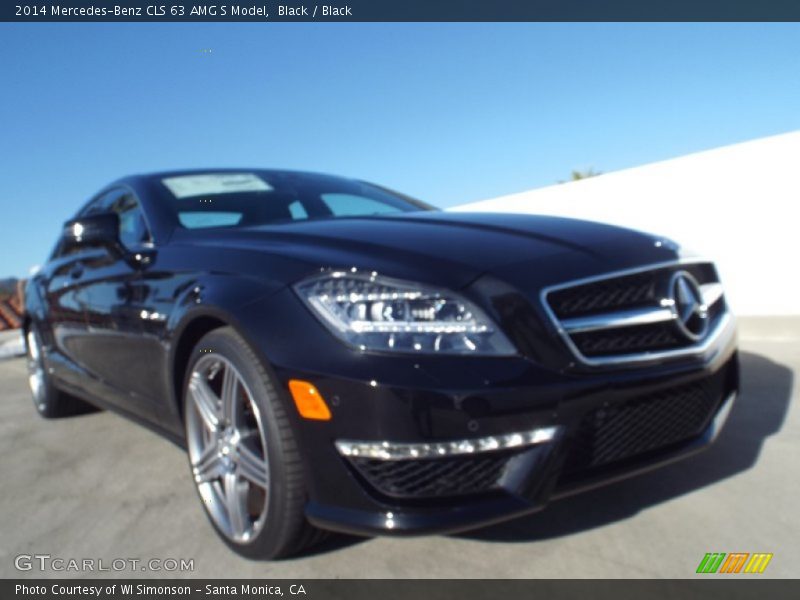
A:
[295,271,516,355]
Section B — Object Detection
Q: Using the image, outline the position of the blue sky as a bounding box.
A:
[1,23,799,277]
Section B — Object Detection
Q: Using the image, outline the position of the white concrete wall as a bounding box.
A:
[453,131,800,315]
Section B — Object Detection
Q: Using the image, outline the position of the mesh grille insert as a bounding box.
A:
[571,323,683,357]
[548,272,657,319]
[562,380,723,475]
[348,452,515,499]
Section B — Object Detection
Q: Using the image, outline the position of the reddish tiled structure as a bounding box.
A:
[0,280,24,331]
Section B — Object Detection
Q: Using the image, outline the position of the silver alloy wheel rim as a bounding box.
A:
[186,354,270,544]
[26,331,46,411]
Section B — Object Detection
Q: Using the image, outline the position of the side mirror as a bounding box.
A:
[62,213,123,255]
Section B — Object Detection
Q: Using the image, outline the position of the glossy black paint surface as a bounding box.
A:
[25,169,739,536]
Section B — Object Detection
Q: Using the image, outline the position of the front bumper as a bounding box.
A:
[261,304,740,537]
[306,391,737,536]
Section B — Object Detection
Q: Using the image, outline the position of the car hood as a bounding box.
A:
[172,211,684,290]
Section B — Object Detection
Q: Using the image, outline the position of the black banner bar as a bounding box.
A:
[3,580,800,600]
[3,1,800,22]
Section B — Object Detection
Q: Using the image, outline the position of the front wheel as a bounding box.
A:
[182,326,324,559]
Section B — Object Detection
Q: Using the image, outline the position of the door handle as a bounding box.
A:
[69,263,84,279]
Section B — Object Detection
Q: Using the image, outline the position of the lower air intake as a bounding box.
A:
[348,452,516,499]
[562,381,723,475]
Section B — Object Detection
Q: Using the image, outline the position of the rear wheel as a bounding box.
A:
[26,326,95,418]
[183,326,324,559]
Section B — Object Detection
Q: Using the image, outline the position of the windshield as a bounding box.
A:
[157,171,435,230]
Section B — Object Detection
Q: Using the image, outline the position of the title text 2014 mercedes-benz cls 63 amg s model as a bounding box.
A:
[24,170,738,558]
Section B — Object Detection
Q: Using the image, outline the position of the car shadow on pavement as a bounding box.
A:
[458,351,794,543]
[288,533,369,559]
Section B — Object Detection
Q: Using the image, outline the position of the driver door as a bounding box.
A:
[79,188,162,421]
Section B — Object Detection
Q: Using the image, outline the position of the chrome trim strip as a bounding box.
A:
[710,391,737,439]
[540,258,732,367]
[542,256,713,294]
[562,306,676,334]
[335,426,560,461]
[700,282,724,307]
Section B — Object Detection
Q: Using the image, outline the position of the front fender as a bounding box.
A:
[161,273,290,433]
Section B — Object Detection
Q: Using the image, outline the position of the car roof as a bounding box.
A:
[114,168,354,187]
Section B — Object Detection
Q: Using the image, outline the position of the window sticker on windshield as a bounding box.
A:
[162,173,273,198]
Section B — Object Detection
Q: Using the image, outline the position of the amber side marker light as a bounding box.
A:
[288,379,332,421]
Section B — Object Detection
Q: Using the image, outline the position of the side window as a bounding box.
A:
[288,200,308,220]
[52,191,117,259]
[54,189,151,258]
[320,193,402,217]
[109,193,151,248]
[80,190,118,216]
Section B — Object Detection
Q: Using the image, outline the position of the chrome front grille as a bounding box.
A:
[542,260,730,366]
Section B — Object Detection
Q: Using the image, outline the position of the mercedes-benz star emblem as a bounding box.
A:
[667,271,709,341]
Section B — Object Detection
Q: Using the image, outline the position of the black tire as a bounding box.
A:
[26,326,96,419]
[182,326,325,559]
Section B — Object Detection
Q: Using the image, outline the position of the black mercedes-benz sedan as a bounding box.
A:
[24,169,738,558]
